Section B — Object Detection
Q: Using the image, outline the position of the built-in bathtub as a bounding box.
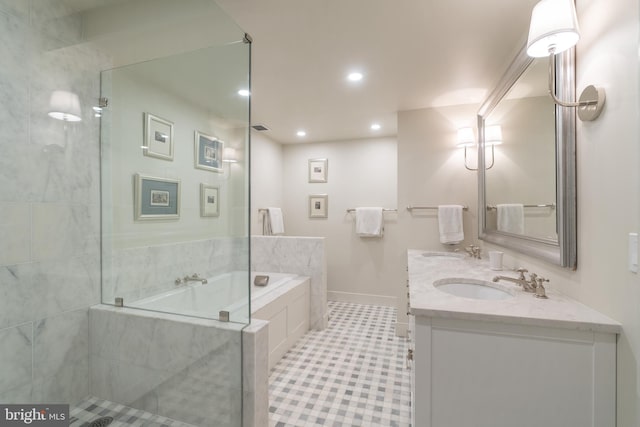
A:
[90,271,310,427]
[128,271,301,323]
[128,270,311,370]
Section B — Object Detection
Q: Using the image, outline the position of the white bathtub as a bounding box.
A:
[129,271,299,323]
[129,270,310,371]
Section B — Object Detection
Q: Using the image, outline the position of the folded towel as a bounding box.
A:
[355,207,384,237]
[497,204,524,234]
[438,205,464,244]
[267,207,285,235]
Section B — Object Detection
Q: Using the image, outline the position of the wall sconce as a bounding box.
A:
[48,90,82,122]
[527,0,605,121]
[458,126,501,171]
[222,147,238,163]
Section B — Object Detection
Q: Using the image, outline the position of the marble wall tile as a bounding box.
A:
[0,0,29,20]
[0,383,32,404]
[32,203,100,262]
[252,236,327,330]
[31,254,100,320]
[105,237,248,305]
[242,320,269,427]
[0,203,30,265]
[33,308,89,405]
[0,265,33,329]
[90,355,169,406]
[29,42,103,205]
[0,0,105,408]
[0,13,31,204]
[0,323,32,393]
[29,0,82,46]
[90,306,246,426]
[89,308,154,366]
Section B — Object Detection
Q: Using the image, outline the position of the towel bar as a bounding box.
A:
[346,208,397,213]
[486,203,556,210]
[406,205,469,211]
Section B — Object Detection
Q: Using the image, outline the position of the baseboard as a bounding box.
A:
[395,322,408,338]
[327,291,397,307]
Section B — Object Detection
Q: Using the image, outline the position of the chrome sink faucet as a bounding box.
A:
[464,244,482,259]
[175,273,208,285]
[493,268,549,298]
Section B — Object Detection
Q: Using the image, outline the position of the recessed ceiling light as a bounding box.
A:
[238,89,250,97]
[370,123,381,131]
[347,72,363,82]
[297,130,307,137]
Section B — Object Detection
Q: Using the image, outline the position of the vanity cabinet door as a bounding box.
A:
[413,316,616,427]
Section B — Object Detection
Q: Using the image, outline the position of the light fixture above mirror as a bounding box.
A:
[457,125,501,171]
[527,0,605,121]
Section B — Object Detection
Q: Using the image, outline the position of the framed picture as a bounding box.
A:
[200,184,220,217]
[195,131,224,173]
[134,173,180,220]
[143,113,174,160]
[309,194,328,218]
[308,158,328,183]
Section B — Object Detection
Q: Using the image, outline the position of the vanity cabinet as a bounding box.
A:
[411,315,616,427]
[407,249,620,427]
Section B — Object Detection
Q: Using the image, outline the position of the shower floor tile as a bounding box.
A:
[268,301,412,427]
[70,396,196,427]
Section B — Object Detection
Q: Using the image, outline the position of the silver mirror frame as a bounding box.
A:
[477,43,577,269]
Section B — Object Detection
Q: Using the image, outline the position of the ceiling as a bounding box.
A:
[215,0,541,144]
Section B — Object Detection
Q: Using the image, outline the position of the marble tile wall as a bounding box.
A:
[0,0,252,413]
[0,1,107,405]
[251,236,328,330]
[103,237,249,305]
[89,305,254,427]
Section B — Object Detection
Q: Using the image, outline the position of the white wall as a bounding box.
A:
[485,0,640,424]
[250,131,284,235]
[246,12,640,425]
[282,137,400,306]
[397,103,480,333]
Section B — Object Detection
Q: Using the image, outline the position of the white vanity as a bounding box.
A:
[407,250,621,427]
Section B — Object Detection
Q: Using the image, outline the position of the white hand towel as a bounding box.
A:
[438,205,464,244]
[497,204,524,234]
[355,207,384,237]
[267,207,285,235]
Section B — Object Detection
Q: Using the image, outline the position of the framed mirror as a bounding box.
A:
[477,43,577,269]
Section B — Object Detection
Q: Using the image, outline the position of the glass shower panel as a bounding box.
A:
[95,2,251,426]
[100,42,251,324]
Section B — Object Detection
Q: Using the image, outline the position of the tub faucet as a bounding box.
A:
[493,268,548,297]
[464,244,482,259]
[175,273,208,285]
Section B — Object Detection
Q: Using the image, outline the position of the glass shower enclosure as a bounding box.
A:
[97,2,251,426]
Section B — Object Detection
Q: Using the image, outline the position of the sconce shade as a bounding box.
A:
[526,0,580,58]
[456,127,475,147]
[222,147,238,163]
[48,90,82,122]
[485,125,503,146]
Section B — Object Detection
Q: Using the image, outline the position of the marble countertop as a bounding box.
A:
[408,249,622,334]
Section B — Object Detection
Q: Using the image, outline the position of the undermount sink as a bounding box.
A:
[433,278,514,300]
[421,251,464,259]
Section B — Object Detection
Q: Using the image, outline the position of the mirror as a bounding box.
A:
[478,44,577,268]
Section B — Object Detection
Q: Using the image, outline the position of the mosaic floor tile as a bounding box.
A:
[268,302,412,426]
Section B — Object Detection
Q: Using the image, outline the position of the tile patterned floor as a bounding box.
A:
[71,302,411,426]
[268,301,412,427]
[70,396,196,427]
